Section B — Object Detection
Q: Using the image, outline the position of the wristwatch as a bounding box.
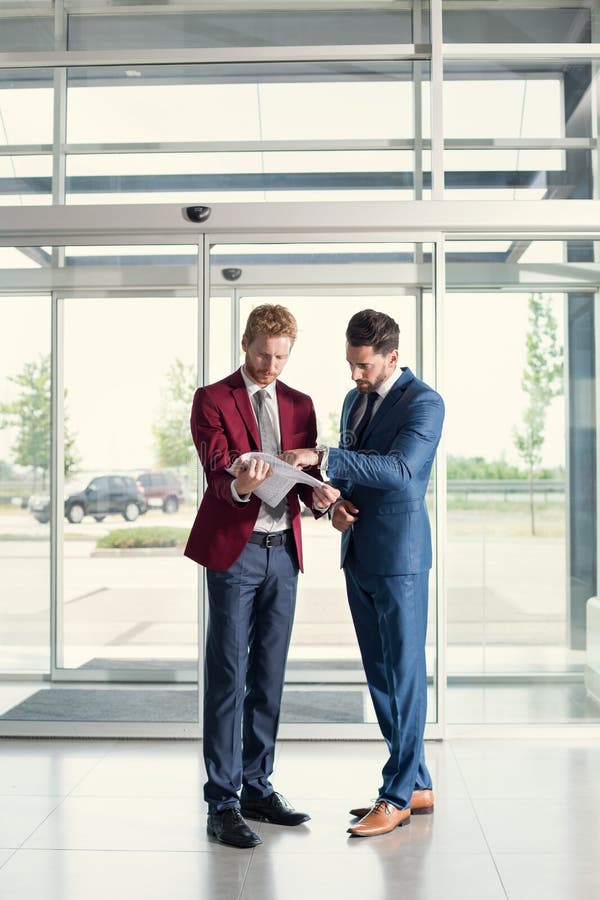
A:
[316,443,329,472]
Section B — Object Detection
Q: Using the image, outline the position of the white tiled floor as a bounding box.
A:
[0,737,599,900]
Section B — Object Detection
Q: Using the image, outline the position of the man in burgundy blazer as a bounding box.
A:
[185,304,338,849]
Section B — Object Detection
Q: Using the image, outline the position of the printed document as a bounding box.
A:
[227,451,322,507]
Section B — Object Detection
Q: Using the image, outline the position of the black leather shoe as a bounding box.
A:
[240,791,310,826]
[207,808,262,848]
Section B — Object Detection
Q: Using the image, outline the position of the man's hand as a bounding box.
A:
[280,448,319,469]
[231,457,272,496]
[332,499,359,533]
[312,484,340,510]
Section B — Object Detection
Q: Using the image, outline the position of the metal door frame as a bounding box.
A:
[3,198,600,736]
[203,229,446,740]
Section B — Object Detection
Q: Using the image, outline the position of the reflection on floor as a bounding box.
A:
[447,681,600,723]
[0,737,599,900]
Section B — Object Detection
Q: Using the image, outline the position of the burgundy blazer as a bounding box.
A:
[184,368,319,572]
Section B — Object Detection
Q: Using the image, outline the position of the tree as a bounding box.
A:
[0,459,13,481]
[446,454,562,481]
[152,359,196,469]
[447,455,523,480]
[317,411,340,448]
[513,293,564,535]
[0,354,79,487]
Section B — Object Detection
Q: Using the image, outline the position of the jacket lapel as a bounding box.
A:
[340,392,360,447]
[230,370,260,450]
[360,367,414,446]
[276,381,294,451]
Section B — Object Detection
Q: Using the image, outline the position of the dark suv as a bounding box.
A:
[29,474,147,524]
[136,470,183,514]
[65,475,147,523]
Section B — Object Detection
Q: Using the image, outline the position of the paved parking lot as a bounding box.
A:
[1,508,569,672]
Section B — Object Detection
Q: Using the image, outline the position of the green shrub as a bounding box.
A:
[96,527,189,550]
[447,455,564,480]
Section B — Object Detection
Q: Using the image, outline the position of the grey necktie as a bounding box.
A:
[252,389,280,455]
[252,389,286,518]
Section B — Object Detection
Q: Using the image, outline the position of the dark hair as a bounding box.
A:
[345,309,399,354]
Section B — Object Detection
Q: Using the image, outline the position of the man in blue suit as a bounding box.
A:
[285,309,444,837]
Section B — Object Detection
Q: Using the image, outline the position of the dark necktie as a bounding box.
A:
[351,391,378,449]
[252,389,286,518]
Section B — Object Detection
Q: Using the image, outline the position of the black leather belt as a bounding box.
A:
[248,529,292,549]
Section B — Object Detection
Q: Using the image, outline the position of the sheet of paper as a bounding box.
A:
[227,451,322,506]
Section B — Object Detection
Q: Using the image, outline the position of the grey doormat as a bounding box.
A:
[0,689,198,722]
[283,690,363,723]
[0,689,364,724]
[80,658,363,673]
[80,658,198,671]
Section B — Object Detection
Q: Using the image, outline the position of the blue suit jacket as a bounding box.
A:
[327,367,444,576]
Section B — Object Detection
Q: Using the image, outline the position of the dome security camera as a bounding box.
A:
[222,268,242,281]
[185,206,211,223]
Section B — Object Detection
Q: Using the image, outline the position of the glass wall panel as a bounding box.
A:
[63,244,197,267]
[0,246,51,268]
[60,282,198,682]
[446,81,563,140]
[208,240,439,727]
[67,5,421,50]
[0,155,53,207]
[0,13,54,52]
[0,243,202,727]
[67,63,418,143]
[64,62,425,203]
[208,291,233,385]
[0,67,54,205]
[0,70,54,145]
[444,61,593,201]
[0,292,50,678]
[445,238,600,724]
[66,150,418,204]
[443,2,591,43]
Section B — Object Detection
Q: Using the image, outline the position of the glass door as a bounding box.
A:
[0,240,203,732]
[53,245,201,693]
[0,224,443,737]
[206,235,444,737]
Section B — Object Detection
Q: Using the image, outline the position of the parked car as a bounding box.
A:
[136,470,184,514]
[28,491,51,523]
[28,474,147,524]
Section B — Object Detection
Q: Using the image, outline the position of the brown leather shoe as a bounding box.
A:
[349,788,434,820]
[347,799,410,837]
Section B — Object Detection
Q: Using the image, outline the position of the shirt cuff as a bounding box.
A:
[231,481,251,503]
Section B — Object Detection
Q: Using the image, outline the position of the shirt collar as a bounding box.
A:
[240,366,277,399]
[373,365,402,401]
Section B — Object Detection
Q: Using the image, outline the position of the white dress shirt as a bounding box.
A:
[230,367,291,533]
[361,364,403,416]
